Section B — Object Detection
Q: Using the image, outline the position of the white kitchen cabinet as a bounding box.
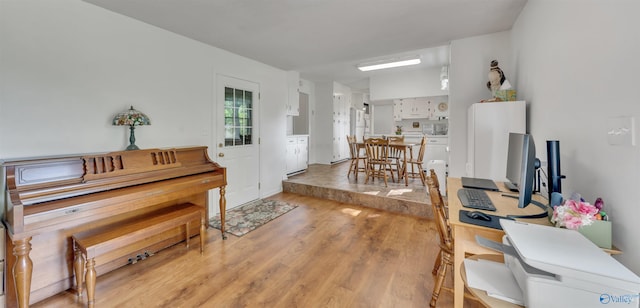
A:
[393,96,448,120]
[286,135,308,174]
[286,71,300,116]
[395,98,430,119]
[332,95,350,162]
[424,136,448,164]
[401,134,448,178]
[393,101,402,121]
[402,134,448,166]
[333,118,350,162]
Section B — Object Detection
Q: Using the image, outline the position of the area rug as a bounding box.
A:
[209,199,298,237]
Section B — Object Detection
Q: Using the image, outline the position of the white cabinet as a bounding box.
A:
[394,98,433,119]
[286,71,300,116]
[403,135,448,168]
[286,135,308,174]
[393,101,402,121]
[393,96,448,120]
[424,137,449,164]
[332,94,350,162]
[467,101,526,180]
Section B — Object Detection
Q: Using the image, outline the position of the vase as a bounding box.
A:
[578,220,612,249]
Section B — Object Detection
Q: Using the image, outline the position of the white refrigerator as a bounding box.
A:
[466,101,526,181]
[350,108,365,140]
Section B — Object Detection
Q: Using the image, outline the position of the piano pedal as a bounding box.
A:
[128,251,154,264]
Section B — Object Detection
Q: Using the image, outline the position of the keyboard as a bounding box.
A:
[457,188,497,211]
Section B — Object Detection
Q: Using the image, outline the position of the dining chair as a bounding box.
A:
[386,136,405,180]
[427,170,453,308]
[406,136,427,185]
[364,138,395,186]
[346,135,366,181]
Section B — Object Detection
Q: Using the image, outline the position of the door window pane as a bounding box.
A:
[224,87,253,146]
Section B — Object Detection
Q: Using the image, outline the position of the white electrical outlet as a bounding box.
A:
[607,116,635,146]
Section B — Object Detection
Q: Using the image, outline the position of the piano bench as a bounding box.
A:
[71,203,206,307]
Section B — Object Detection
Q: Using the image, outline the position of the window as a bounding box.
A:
[224,87,253,146]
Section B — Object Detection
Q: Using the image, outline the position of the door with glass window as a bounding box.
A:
[216,75,260,209]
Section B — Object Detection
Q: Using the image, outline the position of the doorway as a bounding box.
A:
[216,75,260,210]
[293,92,309,134]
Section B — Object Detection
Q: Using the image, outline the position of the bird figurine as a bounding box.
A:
[486,60,506,97]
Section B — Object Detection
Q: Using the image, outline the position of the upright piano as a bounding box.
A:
[1,146,227,307]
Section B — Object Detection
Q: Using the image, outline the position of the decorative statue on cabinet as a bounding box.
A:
[487,60,506,97]
[481,59,516,102]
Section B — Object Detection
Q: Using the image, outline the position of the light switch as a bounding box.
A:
[607,116,635,146]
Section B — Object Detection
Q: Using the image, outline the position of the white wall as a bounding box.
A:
[511,0,640,273]
[369,66,449,101]
[299,79,317,163]
[372,104,394,134]
[312,82,333,164]
[311,81,352,164]
[448,31,512,178]
[0,1,288,213]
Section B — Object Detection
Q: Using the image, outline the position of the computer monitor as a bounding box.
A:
[505,132,537,208]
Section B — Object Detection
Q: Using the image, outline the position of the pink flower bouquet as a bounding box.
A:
[550,199,599,230]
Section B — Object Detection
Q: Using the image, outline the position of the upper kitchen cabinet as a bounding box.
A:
[393,96,448,120]
[286,71,300,116]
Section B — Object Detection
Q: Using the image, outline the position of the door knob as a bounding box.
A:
[218,153,224,157]
[218,143,224,148]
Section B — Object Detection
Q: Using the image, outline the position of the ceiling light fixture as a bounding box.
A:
[440,65,449,90]
[357,56,421,72]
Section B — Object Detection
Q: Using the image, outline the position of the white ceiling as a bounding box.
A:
[84,0,526,91]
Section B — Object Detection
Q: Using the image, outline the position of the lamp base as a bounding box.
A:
[126,125,140,151]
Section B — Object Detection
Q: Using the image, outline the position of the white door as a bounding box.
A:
[216,75,260,209]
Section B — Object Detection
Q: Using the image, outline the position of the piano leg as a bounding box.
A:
[12,237,33,308]
[185,221,191,249]
[200,215,206,254]
[219,186,227,240]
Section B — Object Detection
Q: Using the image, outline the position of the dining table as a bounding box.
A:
[356,140,417,186]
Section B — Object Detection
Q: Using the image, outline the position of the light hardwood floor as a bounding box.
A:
[33,193,480,308]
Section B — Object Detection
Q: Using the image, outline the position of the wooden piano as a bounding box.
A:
[1,146,227,308]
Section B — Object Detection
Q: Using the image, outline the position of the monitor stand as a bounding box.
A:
[504,182,519,192]
[501,194,549,219]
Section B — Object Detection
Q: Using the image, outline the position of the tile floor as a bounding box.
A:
[283,161,434,218]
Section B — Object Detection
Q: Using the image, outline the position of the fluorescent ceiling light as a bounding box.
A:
[357,57,421,72]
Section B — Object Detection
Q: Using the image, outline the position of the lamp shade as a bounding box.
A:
[112,106,151,126]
